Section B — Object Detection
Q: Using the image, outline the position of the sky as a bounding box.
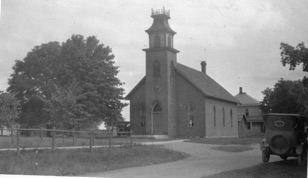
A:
[0,0,307,120]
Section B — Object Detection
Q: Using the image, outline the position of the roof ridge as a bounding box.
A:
[175,63,239,104]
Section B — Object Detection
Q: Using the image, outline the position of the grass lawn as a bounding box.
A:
[211,145,253,152]
[0,145,189,176]
[203,159,307,178]
[187,137,262,146]
[0,136,173,149]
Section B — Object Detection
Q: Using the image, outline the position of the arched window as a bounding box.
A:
[170,61,175,78]
[223,107,225,127]
[139,105,145,126]
[154,34,160,48]
[188,102,194,127]
[230,109,233,128]
[153,103,162,113]
[213,106,216,127]
[168,35,172,47]
[153,60,160,77]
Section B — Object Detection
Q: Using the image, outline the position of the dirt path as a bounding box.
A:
[82,141,280,178]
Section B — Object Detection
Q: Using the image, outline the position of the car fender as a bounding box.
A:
[260,139,269,151]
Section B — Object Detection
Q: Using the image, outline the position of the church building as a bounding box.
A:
[126,9,239,138]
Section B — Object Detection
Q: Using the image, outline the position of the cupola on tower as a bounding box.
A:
[144,8,179,53]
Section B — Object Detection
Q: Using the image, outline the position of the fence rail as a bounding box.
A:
[0,127,133,156]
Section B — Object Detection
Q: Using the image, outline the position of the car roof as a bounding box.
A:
[263,113,307,122]
[263,113,303,117]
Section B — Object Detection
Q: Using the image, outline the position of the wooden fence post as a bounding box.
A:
[89,131,93,152]
[40,127,43,140]
[72,128,75,146]
[16,126,20,156]
[92,131,95,146]
[11,127,14,144]
[108,131,111,149]
[130,131,133,147]
[52,127,55,152]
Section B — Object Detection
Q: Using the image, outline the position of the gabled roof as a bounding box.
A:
[175,63,239,104]
[234,92,260,105]
[126,63,239,104]
[125,77,145,100]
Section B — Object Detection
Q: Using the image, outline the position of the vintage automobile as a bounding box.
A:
[260,113,307,166]
[117,121,131,136]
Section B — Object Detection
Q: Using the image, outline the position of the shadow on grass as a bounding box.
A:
[0,145,189,176]
[211,145,253,152]
[203,159,307,178]
[186,137,263,146]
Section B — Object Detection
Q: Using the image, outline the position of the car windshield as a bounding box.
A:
[264,115,298,131]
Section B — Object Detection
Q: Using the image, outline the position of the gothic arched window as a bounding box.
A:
[168,35,172,48]
[213,106,216,127]
[230,109,233,128]
[154,34,160,48]
[153,103,162,113]
[170,61,175,78]
[223,107,225,127]
[139,105,145,126]
[153,60,160,77]
[188,102,194,127]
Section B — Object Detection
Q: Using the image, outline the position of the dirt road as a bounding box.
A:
[82,141,280,178]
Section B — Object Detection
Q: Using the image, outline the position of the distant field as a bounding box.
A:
[0,145,189,176]
[187,137,262,145]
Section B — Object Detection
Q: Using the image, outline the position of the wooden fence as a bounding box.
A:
[0,127,133,156]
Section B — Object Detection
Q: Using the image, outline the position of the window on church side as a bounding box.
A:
[213,106,216,127]
[230,109,233,128]
[140,105,145,127]
[154,34,160,48]
[153,103,162,113]
[223,107,225,127]
[153,60,160,77]
[188,102,194,127]
[170,61,175,78]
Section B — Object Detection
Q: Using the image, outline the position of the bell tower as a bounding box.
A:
[143,8,179,137]
[144,8,178,52]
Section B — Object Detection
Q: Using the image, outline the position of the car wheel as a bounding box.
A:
[118,128,124,137]
[297,153,306,166]
[280,155,287,161]
[262,151,270,163]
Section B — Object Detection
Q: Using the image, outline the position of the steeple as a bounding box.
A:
[144,8,179,53]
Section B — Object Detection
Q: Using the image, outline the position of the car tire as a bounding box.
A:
[280,155,287,161]
[117,128,123,137]
[297,153,306,166]
[262,150,270,163]
[269,134,291,155]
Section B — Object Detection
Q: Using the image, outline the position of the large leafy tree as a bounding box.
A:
[280,42,308,73]
[260,79,305,114]
[0,91,20,127]
[280,42,308,116]
[8,35,126,128]
[40,80,86,129]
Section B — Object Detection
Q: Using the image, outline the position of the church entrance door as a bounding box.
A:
[151,103,163,134]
